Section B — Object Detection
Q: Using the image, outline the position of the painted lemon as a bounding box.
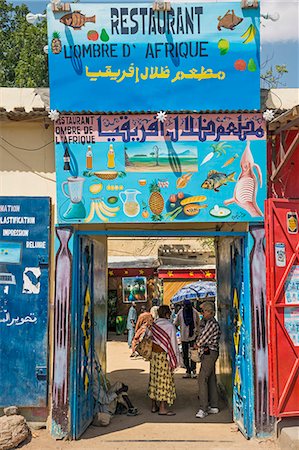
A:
[218,39,230,55]
[89,183,103,194]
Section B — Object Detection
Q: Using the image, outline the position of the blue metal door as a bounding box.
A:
[231,238,254,438]
[71,236,94,439]
[0,197,50,407]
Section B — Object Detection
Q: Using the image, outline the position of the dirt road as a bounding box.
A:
[23,339,277,450]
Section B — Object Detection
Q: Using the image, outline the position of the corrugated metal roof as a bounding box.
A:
[1,87,298,119]
[108,256,159,268]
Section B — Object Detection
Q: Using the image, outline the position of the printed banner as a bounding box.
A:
[47,2,260,111]
[55,113,266,224]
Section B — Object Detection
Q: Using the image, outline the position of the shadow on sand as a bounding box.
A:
[81,364,232,441]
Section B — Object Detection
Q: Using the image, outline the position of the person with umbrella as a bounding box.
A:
[174,299,201,379]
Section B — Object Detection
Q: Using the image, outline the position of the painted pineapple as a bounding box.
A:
[51,32,62,54]
[149,180,164,221]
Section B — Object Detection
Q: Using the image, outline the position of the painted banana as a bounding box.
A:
[101,200,120,213]
[241,24,256,44]
[98,201,116,218]
[85,201,95,223]
[94,201,109,222]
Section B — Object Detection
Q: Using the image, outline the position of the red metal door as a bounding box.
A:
[265,199,299,417]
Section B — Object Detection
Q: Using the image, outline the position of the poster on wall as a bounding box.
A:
[47,2,260,111]
[122,276,147,302]
[285,265,299,304]
[0,197,50,406]
[284,308,299,346]
[55,113,266,224]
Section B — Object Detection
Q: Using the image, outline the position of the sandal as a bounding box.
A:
[158,411,176,416]
[127,407,139,416]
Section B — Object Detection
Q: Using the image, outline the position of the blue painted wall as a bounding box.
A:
[0,197,50,407]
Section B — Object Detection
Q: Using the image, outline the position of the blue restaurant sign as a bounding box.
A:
[47,2,261,111]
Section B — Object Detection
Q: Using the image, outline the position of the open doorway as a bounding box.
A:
[69,230,254,441]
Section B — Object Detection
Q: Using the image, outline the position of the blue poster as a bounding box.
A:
[47,2,260,111]
[55,113,266,224]
[0,197,51,406]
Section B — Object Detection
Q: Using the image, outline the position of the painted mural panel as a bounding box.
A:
[47,2,260,111]
[249,225,274,436]
[51,226,73,439]
[0,197,50,407]
[55,113,266,224]
[93,239,107,373]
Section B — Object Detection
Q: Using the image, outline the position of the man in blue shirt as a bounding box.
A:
[127,302,137,353]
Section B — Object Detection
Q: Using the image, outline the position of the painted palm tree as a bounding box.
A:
[150,145,160,166]
[200,142,232,166]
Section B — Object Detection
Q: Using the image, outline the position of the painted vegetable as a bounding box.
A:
[200,142,232,166]
[89,182,103,194]
[234,59,247,71]
[165,206,183,221]
[87,30,99,41]
[241,24,256,44]
[183,204,207,216]
[218,38,230,55]
[100,28,109,42]
[149,180,164,220]
[248,58,257,72]
[180,196,207,206]
[176,173,193,189]
[177,192,185,200]
[222,153,239,168]
[107,196,118,204]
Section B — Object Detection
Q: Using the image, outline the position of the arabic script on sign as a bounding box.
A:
[86,64,226,83]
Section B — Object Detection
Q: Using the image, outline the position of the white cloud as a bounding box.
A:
[261,1,299,42]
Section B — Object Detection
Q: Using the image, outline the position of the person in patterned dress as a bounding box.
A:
[148,305,181,416]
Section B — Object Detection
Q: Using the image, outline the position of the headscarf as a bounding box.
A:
[131,312,153,353]
[183,299,195,338]
[150,306,159,320]
[151,318,181,370]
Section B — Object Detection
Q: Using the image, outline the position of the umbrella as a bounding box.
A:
[171,281,216,304]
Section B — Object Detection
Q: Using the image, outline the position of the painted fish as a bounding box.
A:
[224,141,263,217]
[201,170,236,192]
[60,11,96,30]
[217,10,243,31]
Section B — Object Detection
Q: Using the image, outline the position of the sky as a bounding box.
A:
[12,0,299,88]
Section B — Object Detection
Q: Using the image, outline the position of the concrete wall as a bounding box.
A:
[0,119,55,199]
[108,236,215,257]
[0,118,56,422]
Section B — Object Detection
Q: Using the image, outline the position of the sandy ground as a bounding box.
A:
[22,338,277,450]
